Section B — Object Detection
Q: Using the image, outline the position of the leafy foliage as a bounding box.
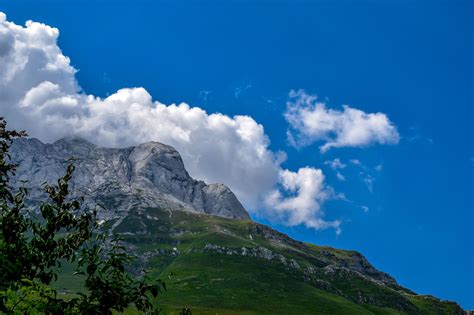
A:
[0,117,164,314]
[74,235,165,314]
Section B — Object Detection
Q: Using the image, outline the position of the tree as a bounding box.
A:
[0,117,165,314]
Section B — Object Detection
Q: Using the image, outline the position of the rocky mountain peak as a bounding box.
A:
[10,137,250,221]
[130,141,190,181]
[52,136,97,154]
[53,135,95,146]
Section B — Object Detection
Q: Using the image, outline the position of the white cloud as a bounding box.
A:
[264,167,341,234]
[324,159,346,181]
[361,206,369,213]
[361,173,375,193]
[198,90,211,105]
[234,84,252,99]
[324,158,346,170]
[324,158,347,170]
[350,159,361,166]
[285,89,400,152]
[0,13,341,233]
[336,172,346,181]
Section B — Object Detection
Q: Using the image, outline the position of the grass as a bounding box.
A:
[155,252,376,314]
[51,207,463,314]
[407,295,464,315]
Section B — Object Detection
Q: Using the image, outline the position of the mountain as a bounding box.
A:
[10,137,466,314]
[10,137,249,221]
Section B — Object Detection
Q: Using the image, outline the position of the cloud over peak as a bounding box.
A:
[285,89,399,152]
[0,13,278,207]
[0,13,342,233]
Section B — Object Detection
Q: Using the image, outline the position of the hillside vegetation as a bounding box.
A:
[54,206,464,315]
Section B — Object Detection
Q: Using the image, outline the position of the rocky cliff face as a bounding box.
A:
[9,137,250,221]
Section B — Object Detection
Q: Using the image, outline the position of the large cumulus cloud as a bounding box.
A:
[0,12,343,232]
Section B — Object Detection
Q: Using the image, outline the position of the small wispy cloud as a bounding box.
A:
[407,135,434,144]
[234,84,252,99]
[361,172,375,193]
[324,158,347,181]
[262,96,274,104]
[103,72,112,84]
[349,159,361,166]
[336,172,346,181]
[198,90,212,106]
[406,125,434,145]
[324,158,347,170]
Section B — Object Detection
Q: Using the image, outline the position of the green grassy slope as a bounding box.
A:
[56,206,464,314]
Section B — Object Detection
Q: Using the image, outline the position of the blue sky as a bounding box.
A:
[1,0,473,309]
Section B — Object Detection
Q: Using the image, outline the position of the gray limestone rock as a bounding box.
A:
[9,137,250,221]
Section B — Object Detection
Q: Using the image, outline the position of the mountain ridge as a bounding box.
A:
[10,136,249,221]
[9,137,467,314]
